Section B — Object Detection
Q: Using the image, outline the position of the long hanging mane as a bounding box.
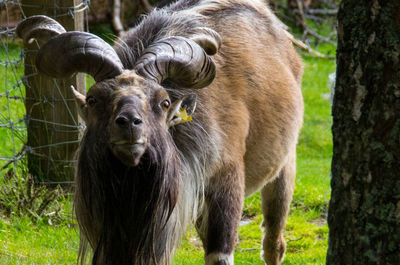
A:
[74,120,181,265]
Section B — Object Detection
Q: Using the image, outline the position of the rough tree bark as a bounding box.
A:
[327,0,400,264]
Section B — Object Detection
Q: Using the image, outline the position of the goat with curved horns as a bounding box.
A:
[17,0,303,264]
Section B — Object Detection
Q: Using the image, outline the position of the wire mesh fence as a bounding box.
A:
[0,0,91,184]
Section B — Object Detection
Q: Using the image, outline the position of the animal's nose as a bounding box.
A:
[115,114,143,128]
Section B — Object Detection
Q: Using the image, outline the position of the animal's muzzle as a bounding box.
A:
[109,110,147,167]
[114,110,144,141]
[115,112,142,128]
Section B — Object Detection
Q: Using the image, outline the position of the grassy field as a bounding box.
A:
[0,39,335,264]
[0,42,25,165]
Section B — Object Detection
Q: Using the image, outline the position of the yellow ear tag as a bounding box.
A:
[178,107,192,123]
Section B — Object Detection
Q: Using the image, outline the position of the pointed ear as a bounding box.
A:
[71,85,88,123]
[167,94,197,127]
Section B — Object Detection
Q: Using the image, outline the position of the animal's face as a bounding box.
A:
[73,71,196,166]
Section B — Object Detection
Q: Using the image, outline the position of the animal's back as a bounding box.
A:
[177,0,304,195]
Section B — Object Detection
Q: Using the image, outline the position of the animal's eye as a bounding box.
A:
[86,96,96,107]
[160,99,170,111]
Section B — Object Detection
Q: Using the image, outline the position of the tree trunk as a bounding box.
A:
[327,1,400,264]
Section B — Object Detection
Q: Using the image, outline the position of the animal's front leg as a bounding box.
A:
[197,164,245,265]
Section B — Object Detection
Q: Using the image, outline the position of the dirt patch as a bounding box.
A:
[309,215,327,226]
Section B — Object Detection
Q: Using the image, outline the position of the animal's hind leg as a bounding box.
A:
[260,154,296,265]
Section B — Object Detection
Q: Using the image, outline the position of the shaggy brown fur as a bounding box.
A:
[74,1,303,264]
[25,0,303,264]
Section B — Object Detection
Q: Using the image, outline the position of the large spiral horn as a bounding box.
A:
[17,16,124,82]
[134,36,218,89]
[16,15,66,46]
[35,32,124,82]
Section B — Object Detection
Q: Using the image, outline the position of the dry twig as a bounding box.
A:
[285,31,335,59]
[1,145,25,171]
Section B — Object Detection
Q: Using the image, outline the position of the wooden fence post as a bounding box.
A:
[22,0,86,183]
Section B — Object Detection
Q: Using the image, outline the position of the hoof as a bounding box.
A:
[205,252,234,265]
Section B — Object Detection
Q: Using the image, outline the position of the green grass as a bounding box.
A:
[0,42,25,165]
[0,40,336,264]
[0,217,79,264]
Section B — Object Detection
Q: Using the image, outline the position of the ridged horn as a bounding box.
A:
[16,15,66,45]
[35,31,124,82]
[191,27,222,56]
[134,36,218,89]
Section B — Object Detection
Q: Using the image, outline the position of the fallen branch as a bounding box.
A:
[304,27,336,46]
[237,247,261,251]
[304,14,328,23]
[307,8,337,16]
[285,31,335,59]
[292,8,338,16]
[287,237,303,244]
